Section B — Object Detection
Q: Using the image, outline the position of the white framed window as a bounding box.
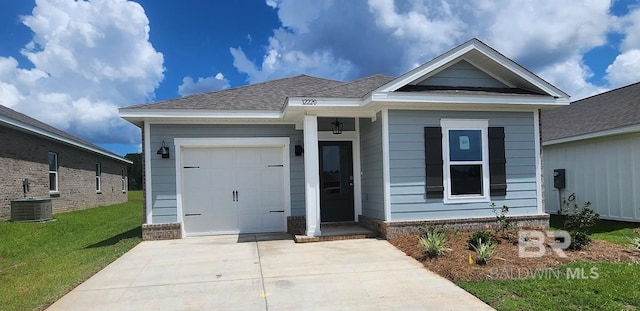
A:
[48,152,58,192]
[95,162,102,192]
[121,168,127,192]
[441,119,490,203]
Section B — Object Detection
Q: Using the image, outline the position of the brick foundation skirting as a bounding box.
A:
[287,216,306,235]
[142,223,182,240]
[359,214,550,240]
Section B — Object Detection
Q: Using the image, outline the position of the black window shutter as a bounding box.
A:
[424,127,444,198]
[488,127,507,196]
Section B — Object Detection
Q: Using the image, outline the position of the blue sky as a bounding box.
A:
[1,0,639,156]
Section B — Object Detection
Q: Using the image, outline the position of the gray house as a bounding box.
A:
[120,39,569,240]
[542,82,640,222]
[1,104,131,220]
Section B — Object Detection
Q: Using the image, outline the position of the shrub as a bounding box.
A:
[492,203,512,234]
[467,231,495,250]
[471,239,495,265]
[562,200,599,250]
[630,229,640,250]
[418,226,451,258]
[628,236,640,250]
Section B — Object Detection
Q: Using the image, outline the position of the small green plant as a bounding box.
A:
[492,203,512,234]
[629,229,640,250]
[419,223,455,237]
[492,203,517,243]
[471,239,495,265]
[467,230,495,250]
[562,200,599,250]
[418,225,451,258]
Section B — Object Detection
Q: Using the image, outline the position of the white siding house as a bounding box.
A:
[542,82,640,222]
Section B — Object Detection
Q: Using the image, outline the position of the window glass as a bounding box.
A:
[48,153,57,171]
[48,152,58,192]
[450,165,482,195]
[321,145,341,193]
[49,173,57,191]
[95,163,101,191]
[449,130,482,161]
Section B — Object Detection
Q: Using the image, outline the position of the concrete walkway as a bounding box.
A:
[47,234,493,310]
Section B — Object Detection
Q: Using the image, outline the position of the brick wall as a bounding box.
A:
[1,126,128,219]
[359,214,550,240]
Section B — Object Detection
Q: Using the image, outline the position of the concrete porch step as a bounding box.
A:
[293,222,377,243]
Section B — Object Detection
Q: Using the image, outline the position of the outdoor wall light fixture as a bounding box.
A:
[294,144,304,156]
[156,140,170,158]
[331,118,343,135]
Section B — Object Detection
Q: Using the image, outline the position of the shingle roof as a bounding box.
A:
[307,74,395,98]
[124,75,344,111]
[541,82,640,141]
[0,104,129,162]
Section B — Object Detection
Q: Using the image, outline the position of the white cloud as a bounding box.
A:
[233,0,621,99]
[605,6,640,87]
[537,56,608,100]
[178,72,230,96]
[230,37,356,84]
[0,0,164,145]
[605,49,640,87]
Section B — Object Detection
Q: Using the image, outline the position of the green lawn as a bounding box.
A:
[0,191,143,311]
[458,215,640,311]
[550,214,639,246]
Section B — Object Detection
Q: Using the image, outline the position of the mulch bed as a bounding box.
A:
[389,230,640,282]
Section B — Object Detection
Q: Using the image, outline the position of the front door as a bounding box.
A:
[319,141,354,222]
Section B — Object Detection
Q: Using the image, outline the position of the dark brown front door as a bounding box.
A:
[319,141,354,222]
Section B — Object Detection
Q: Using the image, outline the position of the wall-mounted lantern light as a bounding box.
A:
[331,118,343,135]
[294,143,304,156]
[156,140,170,158]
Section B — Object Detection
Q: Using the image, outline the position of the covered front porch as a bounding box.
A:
[295,115,376,238]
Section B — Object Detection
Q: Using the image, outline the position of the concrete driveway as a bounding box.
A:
[47,234,493,310]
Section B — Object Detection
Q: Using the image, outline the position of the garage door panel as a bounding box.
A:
[262,191,284,210]
[210,148,236,169]
[182,145,286,236]
[262,169,283,191]
[236,148,261,168]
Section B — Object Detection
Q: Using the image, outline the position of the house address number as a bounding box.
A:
[302,98,317,105]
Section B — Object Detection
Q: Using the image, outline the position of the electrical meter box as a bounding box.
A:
[553,169,566,189]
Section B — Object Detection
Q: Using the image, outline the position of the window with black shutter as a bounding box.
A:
[425,120,506,203]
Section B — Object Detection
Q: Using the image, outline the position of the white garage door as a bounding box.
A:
[181,147,286,236]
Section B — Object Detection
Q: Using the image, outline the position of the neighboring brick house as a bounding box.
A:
[1,104,131,220]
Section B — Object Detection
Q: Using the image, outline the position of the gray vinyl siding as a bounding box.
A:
[388,110,538,221]
[418,60,507,88]
[543,132,640,222]
[359,113,385,220]
[149,124,304,224]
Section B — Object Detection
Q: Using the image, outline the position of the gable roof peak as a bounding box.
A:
[374,38,569,99]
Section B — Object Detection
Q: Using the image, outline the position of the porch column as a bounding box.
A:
[303,115,321,236]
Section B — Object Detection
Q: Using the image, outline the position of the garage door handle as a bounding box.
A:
[269,210,285,213]
[183,166,200,169]
[185,213,201,216]
[268,164,283,167]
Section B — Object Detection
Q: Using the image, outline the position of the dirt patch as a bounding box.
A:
[389,231,640,282]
